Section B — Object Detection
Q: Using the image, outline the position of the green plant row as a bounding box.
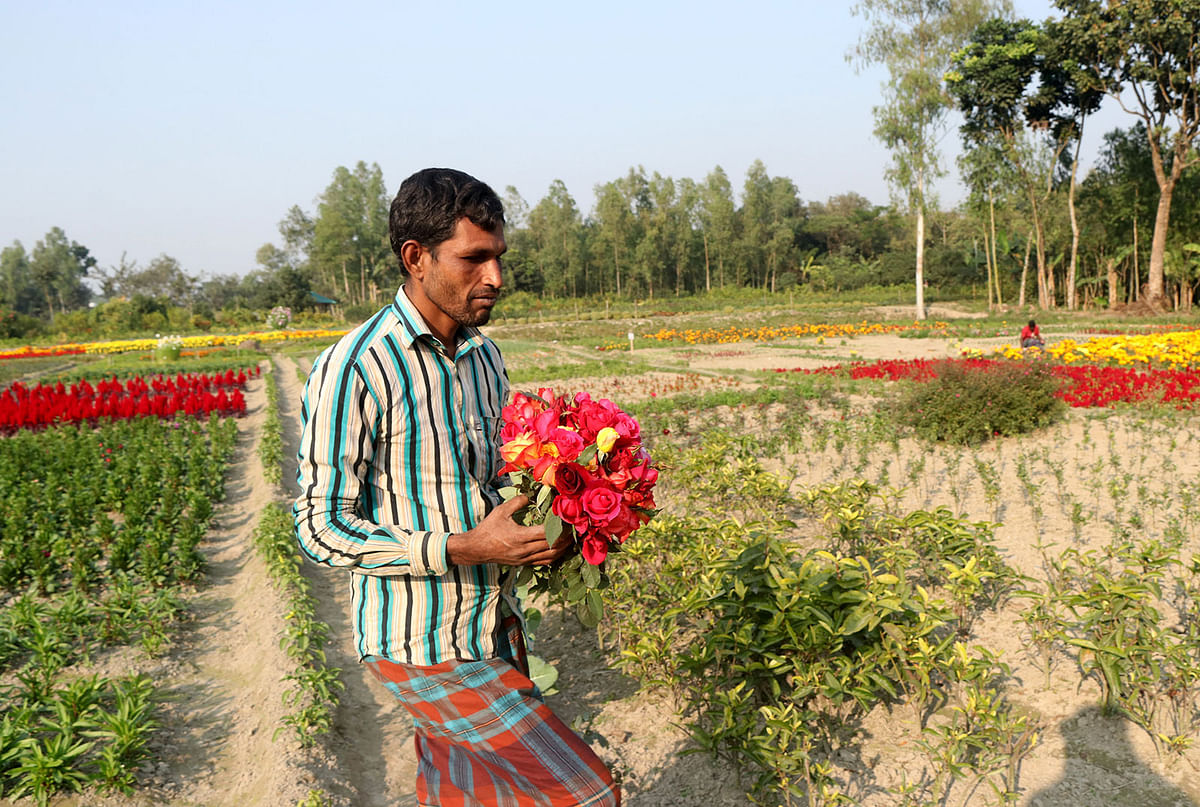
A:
[259,364,283,487]
[0,414,237,804]
[600,432,1035,806]
[251,504,344,748]
[51,353,264,383]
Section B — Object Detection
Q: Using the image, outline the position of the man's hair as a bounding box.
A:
[389,168,505,272]
[1028,319,1037,329]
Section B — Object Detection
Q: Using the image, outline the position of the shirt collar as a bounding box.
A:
[392,285,485,360]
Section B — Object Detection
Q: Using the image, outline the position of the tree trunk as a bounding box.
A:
[915,199,927,320]
[1018,229,1033,308]
[988,191,1001,307]
[702,233,711,293]
[1132,208,1140,303]
[983,229,995,311]
[1106,258,1118,310]
[1067,139,1082,311]
[1146,180,1176,307]
[613,242,621,297]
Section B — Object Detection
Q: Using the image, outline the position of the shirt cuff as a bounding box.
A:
[409,531,451,576]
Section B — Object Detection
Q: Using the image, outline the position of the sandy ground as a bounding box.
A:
[8,330,1199,807]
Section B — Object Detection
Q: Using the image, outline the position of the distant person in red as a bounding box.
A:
[1020,319,1044,348]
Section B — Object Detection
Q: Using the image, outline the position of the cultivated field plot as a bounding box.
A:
[1,313,1199,807]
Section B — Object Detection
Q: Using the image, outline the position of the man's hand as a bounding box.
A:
[446,495,570,567]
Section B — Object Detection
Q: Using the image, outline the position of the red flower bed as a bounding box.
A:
[0,369,257,433]
[779,358,1200,409]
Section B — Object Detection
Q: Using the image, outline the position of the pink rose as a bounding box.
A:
[581,482,623,527]
[547,428,584,461]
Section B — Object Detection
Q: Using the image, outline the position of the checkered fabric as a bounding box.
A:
[365,621,620,807]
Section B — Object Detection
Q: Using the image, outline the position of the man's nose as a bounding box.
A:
[482,258,502,289]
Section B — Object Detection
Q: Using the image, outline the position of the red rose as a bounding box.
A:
[581,482,623,527]
[581,532,610,565]
[608,501,641,542]
[554,462,592,496]
[552,494,588,531]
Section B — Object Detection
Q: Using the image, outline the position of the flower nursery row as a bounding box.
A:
[0,369,258,432]
[785,357,1200,408]
[0,328,350,361]
[615,320,947,348]
[988,328,1200,370]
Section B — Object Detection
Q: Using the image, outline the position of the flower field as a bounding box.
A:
[0,328,349,361]
[0,413,238,803]
[784,356,1200,408]
[3,311,1200,807]
[0,369,258,433]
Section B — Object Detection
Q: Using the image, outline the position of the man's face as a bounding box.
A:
[412,218,506,333]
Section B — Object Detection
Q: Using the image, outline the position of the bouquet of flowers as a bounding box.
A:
[497,388,658,626]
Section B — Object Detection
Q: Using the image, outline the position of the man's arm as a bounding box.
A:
[447,494,570,567]
[294,352,451,576]
[294,349,567,574]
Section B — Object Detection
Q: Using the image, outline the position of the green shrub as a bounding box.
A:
[893,360,1065,445]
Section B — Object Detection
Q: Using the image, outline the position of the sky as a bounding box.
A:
[0,0,1131,282]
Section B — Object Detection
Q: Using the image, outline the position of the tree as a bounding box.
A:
[0,241,38,315]
[949,17,1064,308]
[28,227,94,318]
[102,253,197,307]
[312,162,391,304]
[850,0,1009,319]
[528,180,585,297]
[698,167,737,290]
[1055,0,1200,307]
[592,180,636,296]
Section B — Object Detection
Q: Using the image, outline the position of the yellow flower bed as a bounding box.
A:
[78,328,350,355]
[989,329,1200,369]
[639,320,947,346]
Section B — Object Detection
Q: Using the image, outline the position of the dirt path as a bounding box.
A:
[274,355,419,807]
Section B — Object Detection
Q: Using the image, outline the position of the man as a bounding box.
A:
[294,168,620,806]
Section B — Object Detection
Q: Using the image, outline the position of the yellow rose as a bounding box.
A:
[595,427,619,454]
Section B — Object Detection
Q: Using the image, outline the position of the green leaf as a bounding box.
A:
[535,484,552,513]
[577,445,598,466]
[581,561,602,589]
[527,654,559,694]
[498,486,518,501]
[545,513,564,547]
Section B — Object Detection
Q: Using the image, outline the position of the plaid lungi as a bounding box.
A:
[365,618,620,807]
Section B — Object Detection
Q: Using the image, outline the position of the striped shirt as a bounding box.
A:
[293,286,517,666]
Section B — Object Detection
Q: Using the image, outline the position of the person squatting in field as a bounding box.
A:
[1020,319,1045,349]
[293,168,620,806]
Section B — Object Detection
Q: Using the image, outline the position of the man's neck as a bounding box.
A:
[402,284,458,353]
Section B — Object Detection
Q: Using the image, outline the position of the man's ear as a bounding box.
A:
[399,240,426,278]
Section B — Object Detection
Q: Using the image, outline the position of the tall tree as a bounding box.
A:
[29,227,94,318]
[312,162,391,304]
[949,17,1064,308]
[592,180,636,296]
[528,180,584,297]
[850,0,1009,319]
[698,167,737,290]
[1055,0,1200,307]
[0,242,36,314]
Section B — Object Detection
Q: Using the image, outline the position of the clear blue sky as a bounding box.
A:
[0,0,1126,281]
